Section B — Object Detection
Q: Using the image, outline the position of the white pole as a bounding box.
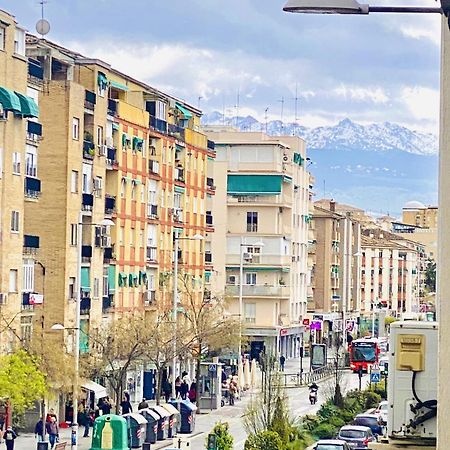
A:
[171,236,179,399]
[372,306,375,338]
[72,211,82,450]
[238,238,244,360]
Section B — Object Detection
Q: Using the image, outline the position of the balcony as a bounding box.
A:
[175,167,185,183]
[82,193,94,211]
[23,235,40,254]
[26,120,43,143]
[207,140,215,150]
[104,247,114,261]
[28,59,44,85]
[225,284,290,298]
[144,290,156,305]
[206,213,214,227]
[105,195,116,215]
[148,159,160,175]
[84,90,96,111]
[21,293,34,311]
[83,140,95,160]
[206,177,216,190]
[168,123,185,140]
[106,147,118,168]
[25,177,41,199]
[205,251,213,264]
[147,204,158,219]
[82,245,92,262]
[146,246,157,262]
[149,116,167,134]
[102,295,114,312]
[80,297,91,315]
[107,99,118,117]
[226,254,292,266]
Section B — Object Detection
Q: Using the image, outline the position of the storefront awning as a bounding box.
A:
[0,87,21,113]
[175,102,193,120]
[81,380,107,398]
[14,92,39,118]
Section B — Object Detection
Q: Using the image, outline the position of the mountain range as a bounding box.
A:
[201,112,438,215]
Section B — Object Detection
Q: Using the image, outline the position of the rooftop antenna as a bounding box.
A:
[235,88,240,129]
[197,96,203,110]
[293,83,300,136]
[222,96,226,126]
[264,107,269,134]
[36,1,51,38]
[278,96,285,133]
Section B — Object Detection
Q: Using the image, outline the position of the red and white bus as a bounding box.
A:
[349,338,380,372]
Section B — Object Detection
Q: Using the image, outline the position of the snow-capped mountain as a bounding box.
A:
[202,112,437,155]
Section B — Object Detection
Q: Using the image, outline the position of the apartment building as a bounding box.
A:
[0,10,43,351]
[360,228,423,317]
[402,200,438,229]
[204,127,310,360]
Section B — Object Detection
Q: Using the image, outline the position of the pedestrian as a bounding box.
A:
[188,381,197,403]
[180,379,189,400]
[46,408,57,423]
[138,398,149,410]
[279,355,286,371]
[163,378,172,403]
[98,397,111,415]
[34,418,45,442]
[78,406,90,438]
[45,417,59,449]
[3,426,17,450]
[228,381,236,406]
[175,376,182,398]
[120,392,132,415]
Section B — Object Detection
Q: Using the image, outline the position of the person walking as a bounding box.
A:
[228,381,237,406]
[175,376,182,399]
[279,355,286,371]
[120,393,132,415]
[46,417,59,449]
[34,418,45,442]
[180,379,189,400]
[3,426,17,450]
[188,381,197,403]
[163,378,172,403]
[138,398,148,410]
[79,406,91,438]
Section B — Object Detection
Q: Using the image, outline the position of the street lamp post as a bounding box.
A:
[171,233,204,399]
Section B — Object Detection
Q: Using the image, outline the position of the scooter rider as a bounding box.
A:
[309,382,319,404]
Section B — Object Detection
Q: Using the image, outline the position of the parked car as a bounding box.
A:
[312,439,352,450]
[337,425,375,449]
[375,400,388,425]
[353,413,384,436]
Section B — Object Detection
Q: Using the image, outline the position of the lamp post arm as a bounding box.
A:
[368,5,442,13]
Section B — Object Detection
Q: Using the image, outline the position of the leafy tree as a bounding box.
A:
[0,350,46,415]
[244,431,283,450]
[424,259,436,292]
[206,422,234,450]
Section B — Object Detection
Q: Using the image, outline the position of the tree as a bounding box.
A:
[244,431,283,450]
[206,422,234,450]
[424,259,436,292]
[0,349,47,415]
[85,316,148,413]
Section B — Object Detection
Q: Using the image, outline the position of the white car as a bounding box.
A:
[375,400,388,425]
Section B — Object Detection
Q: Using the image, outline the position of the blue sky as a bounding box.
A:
[2,0,441,132]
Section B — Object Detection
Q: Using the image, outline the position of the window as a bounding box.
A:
[22,260,34,292]
[244,303,256,323]
[119,226,124,245]
[72,117,80,140]
[141,184,145,203]
[68,277,75,299]
[130,228,135,246]
[245,272,257,285]
[11,211,19,232]
[246,246,262,263]
[21,316,32,344]
[9,269,18,293]
[70,224,78,246]
[71,170,79,193]
[120,179,126,198]
[131,182,136,200]
[247,212,258,232]
[174,193,182,209]
[12,152,21,174]
[102,268,109,297]
[82,163,92,193]
[0,27,5,51]
[94,176,103,197]
[97,126,103,146]
[14,28,25,56]
[25,145,37,177]
[93,278,100,298]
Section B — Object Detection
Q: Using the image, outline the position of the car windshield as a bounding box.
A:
[352,344,376,362]
[355,417,377,427]
[380,404,388,411]
[316,445,345,450]
[340,430,366,439]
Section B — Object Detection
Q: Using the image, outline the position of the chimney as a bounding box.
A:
[330,199,336,212]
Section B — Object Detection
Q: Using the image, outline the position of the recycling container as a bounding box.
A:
[162,403,180,438]
[150,405,170,440]
[123,413,147,448]
[140,408,160,444]
[90,414,128,450]
[179,400,197,434]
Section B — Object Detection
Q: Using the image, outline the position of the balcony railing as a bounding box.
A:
[205,252,213,263]
[104,247,114,261]
[28,60,44,83]
[148,159,160,175]
[82,193,94,211]
[149,115,167,134]
[147,204,158,219]
[144,290,157,304]
[206,214,214,226]
[83,140,95,160]
[102,295,114,312]
[105,195,116,215]
[107,99,118,117]
[225,284,290,297]
[146,246,157,262]
[80,297,91,315]
[206,177,216,190]
[226,254,292,266]
[82,245,92,261]
[168,123,185,140]
[106,147,117,167]
[84,90,96,110]
[175,167,185,183]
[24,235,40,253]
[21,293,34,311]
[25,177,41,198]
[207,139,215,150]
[27,121,43,142]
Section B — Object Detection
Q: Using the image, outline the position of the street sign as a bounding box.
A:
[371,372,381,383]
[208,364,217,373]
[302,318,310,326]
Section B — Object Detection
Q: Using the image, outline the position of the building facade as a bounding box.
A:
[402,200,438,229]
[205,128,310,360]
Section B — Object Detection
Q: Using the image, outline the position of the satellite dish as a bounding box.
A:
[36,19,50,36]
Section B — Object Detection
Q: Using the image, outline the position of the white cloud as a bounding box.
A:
[332,85,389,104]
[400,86,439,122]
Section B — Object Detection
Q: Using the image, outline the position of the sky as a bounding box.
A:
[2,0,441,133]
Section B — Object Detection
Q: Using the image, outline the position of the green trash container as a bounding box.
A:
[90,414,129,450]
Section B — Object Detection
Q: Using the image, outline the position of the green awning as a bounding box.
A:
[80,319,89,353]
[175,103,193,120]
[112,122,120,131]
[97,72,108,90]
[283,175,292,183]
[81,267,90,292]
[118,272,127,287]
[174,186,185,193]
[226,266,286,272]
[133,137,143,150]
[0,87,21,113]
[14,92,39,118]
[108,265,116,292]
[110,80,129,91]
[293,153,304,166]
[227,175,283,195]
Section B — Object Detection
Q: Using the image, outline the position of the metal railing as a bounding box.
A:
[278,361,343,388]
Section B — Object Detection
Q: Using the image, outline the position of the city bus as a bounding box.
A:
[349,338,380,372]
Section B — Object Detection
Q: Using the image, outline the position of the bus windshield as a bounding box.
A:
[352,343,377,362]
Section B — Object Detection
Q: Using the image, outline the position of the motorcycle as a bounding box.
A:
[309,388,318,405]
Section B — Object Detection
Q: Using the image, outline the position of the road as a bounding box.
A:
[13,358,369,450]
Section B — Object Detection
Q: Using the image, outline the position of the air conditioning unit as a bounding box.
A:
[242,252,252,261]
[98,144,107,156]
[0,293,7,304]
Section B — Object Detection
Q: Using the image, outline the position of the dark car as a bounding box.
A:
[353,413,383,436]
[313,439,352,450]
[337,425,375,449]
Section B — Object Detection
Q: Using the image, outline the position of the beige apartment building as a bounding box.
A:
[0,10,43,351]
[402,200,438,229]
[204,127,310,360]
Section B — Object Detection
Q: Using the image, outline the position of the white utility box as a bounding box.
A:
[388,321,437,443]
